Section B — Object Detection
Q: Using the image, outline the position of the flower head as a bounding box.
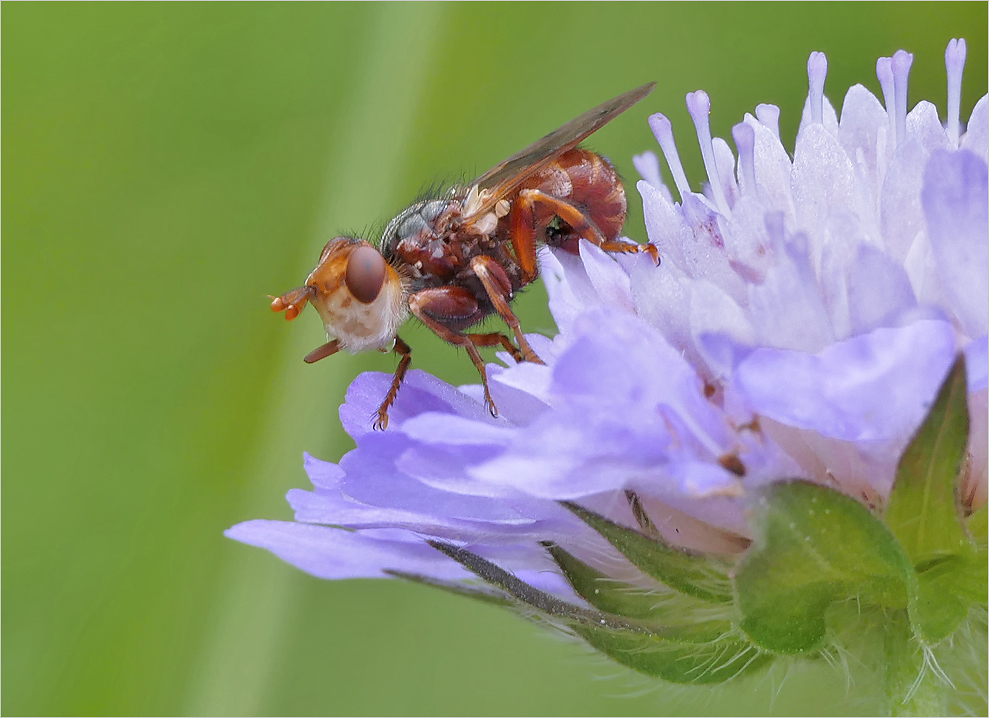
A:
[229,40,988,709]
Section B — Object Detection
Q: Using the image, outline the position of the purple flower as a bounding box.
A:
[228,40,987,698]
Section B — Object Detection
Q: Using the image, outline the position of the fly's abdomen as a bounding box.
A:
[529,148,627,242]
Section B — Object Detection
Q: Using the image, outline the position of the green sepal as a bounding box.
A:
[910,556,976,641]
[543,541,727,622]
[561,501,733,603]
[885,356,980,643]
[427,540,772,684]
[572,623,772,684]
[734,480,914,654]
[886,354,973,562]
[964,505,989,608]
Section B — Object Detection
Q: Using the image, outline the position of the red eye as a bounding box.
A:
[345,245,387,304]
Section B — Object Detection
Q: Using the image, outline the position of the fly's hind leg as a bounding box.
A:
[374,337,413,430]
[511,188,660,264]
[407,286,499,417]
[467,332,524,363]
[470,255,543,365]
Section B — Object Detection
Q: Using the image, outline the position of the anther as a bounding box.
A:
[891,50,914,147]
[685,90,730,216]
[732,122,756,195]
[755,104,781,139]
[945,38,967,147]
[807,52,828,126]
[648,113,691,202]
[876,57,896,146]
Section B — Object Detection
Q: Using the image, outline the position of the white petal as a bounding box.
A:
[799,94,840,136]
[905,100,949,152]
[724,195,774,281]
[712,136,739,209]
[838,84,889,200]
[791,122,860,274]
[679,193,748,304]
[638,179,691,272]
[744,114,796,217]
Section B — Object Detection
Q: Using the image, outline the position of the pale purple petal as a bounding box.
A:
[304,452,345,490]
[340,370,498,440]
[965,336,988,392]
[847,243,917,333]
[961,95,988,160]
[225,521,472,580]
[880,139,931,263]
[748,230,834,352]
[690,279,757,379]
[632,150,663,189]
[734,319,955,442]
[922,149,989,338]
[578,240,636,313]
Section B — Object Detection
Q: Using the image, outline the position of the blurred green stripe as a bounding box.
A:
[183,4,449,714]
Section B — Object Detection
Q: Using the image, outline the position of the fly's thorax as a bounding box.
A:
[306,237,409,353]
[381,194,475,283]
[380,197,459,256]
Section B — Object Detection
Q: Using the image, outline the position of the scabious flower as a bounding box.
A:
[229,40,987,714]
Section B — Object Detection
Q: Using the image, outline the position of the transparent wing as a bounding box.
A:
[463,82,655,220]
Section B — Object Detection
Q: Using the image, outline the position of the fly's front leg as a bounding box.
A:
[407,287,499,417]
[374,337,412,430]
[512,188,660,264]
[470,255,543,365]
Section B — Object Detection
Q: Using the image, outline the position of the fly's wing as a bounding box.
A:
[462,82,655,221]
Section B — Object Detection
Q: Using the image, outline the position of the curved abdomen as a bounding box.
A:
[522,147,628,243]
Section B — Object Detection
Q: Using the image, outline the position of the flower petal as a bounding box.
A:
[225,521,472,580]
[961,94,988,161]
[734,319,956,442]
[922,149,989,338]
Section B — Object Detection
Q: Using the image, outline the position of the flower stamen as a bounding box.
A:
[945,38,967,147]
[648,113,691,202]
[807,51,828,126]
[891,50,914,147]
[755,104,781,139]
[876,56,896,146]
[686,90,730,216]
[732,122,757,195]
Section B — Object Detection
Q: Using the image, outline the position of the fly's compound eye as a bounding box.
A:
[345,245,387,304]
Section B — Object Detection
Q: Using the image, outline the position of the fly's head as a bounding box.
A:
[271,237,408,353]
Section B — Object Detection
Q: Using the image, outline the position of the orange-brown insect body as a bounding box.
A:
[272,84,658,429]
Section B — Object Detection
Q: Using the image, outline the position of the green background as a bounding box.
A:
[3,3,986,715]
